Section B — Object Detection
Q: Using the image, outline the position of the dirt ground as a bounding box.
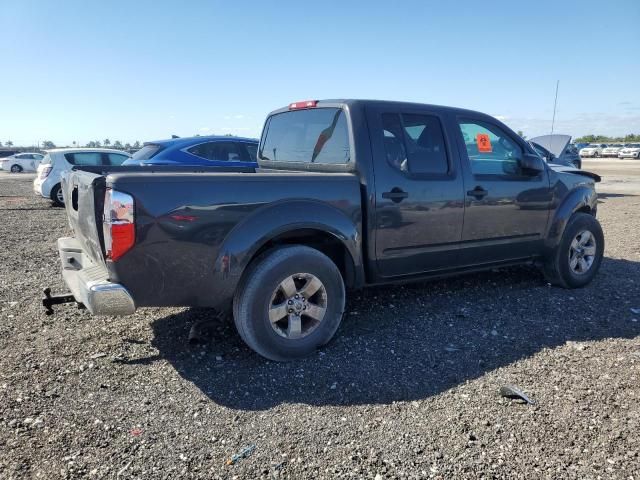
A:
[0,159,639,479]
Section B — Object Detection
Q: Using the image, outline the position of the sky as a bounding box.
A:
[1,0,639,147]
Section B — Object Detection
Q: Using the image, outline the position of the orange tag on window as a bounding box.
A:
[476,133,492,153]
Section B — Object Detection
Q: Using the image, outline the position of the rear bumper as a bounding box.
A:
[58,237,136,315]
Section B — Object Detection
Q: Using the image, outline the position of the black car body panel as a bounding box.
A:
[59,99,600,314]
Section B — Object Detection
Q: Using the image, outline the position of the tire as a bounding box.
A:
[233,245,346,361]
[50,183,65,207]
[544,212,604,288]
[10,164,22,173]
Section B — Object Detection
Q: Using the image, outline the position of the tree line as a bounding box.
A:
[0,139,142,151]
[573,134,640,143]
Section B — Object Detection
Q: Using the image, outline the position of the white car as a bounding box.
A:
[1,152,45,172]
[618,143,640,159]
[601,144,624,157]
[34,148,130,206]
[579,144,607,157]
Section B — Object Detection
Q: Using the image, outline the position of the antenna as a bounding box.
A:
[550,80,559,136]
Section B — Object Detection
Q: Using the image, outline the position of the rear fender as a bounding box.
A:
[211,200,363,310]
[545,186,598,250]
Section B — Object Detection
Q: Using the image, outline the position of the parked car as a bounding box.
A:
[618,143,640,159]
[51,99,603,361]
[1,152,45,172]
[573,142,589,152]
[34,148,130,206]
[123,136,258,167]
[579,144,607,157]
[529,134,581,168]
[601,144,625,157]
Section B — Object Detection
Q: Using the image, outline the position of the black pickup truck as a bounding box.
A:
[53,99,603,361]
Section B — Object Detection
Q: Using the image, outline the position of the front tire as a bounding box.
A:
[544,212,604,288]
[50,183,65,207]
[10,164,22,173]
[233,245,346,361]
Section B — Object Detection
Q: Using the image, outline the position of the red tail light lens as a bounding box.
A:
[40,167,52,179]
[103,188,135,261]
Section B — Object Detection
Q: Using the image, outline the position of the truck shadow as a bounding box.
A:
[143,257,640,410]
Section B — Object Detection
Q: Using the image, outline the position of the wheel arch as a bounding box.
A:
[210,200,364,312]
[545,186,598,250]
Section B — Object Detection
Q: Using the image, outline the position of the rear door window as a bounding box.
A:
[64,152,103,166]
[187,141,243,161]
[381,113,449,175]
[260,108,350,164]
[241,142,258,162]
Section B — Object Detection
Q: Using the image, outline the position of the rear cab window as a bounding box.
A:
[259,108,351,165]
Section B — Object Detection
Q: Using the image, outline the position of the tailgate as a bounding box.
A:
[62,169,107,265]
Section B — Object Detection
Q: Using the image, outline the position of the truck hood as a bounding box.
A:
[529,134,571,158]
[547,163,601,182]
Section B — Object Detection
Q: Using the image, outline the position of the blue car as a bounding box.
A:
[123,136,258,168]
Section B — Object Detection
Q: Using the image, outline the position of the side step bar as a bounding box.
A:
[42,288,84,315]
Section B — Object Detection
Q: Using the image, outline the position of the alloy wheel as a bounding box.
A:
[268,273,327,339]
[568,230,597,275]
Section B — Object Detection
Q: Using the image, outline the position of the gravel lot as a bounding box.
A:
[1,160,639,479]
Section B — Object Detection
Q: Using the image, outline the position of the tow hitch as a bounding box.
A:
[42,288,84,315]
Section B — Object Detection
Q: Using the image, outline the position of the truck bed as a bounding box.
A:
[62,168,363,309]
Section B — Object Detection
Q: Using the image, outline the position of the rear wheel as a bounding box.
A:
[10,164,22,173]
[233,245,346,361]
[50,183,65,207]
[544,212,604,288]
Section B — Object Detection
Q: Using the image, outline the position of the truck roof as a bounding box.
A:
[269,99,496,120]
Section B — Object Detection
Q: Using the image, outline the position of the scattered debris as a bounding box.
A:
[90,352,107,360]
[631,308,640,315]
[226,444,256,465]
[130,428,143,437]
[499,385,536,405]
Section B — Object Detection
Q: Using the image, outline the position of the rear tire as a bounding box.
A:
[233,245,346,361]
[544,212,604,288]
[10,164,22,173]
[50,183,65,207]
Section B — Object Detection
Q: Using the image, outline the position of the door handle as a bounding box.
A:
[382,188,409,203]
[467,186,488,200]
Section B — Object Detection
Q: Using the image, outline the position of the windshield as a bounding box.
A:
[128,144,163,161]
[626,144,640,148]
[260,108,350,164]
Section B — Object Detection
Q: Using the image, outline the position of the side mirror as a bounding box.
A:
[520,153,545,174]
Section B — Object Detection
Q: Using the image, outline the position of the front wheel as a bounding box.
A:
[544,213,604,288]
[10,164,22,173]
[233,246,346,361]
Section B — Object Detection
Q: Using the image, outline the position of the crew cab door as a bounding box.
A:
[454,117,551,263]
[367,105,465,277]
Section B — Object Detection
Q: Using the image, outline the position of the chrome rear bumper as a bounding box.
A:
[58,237,135,315]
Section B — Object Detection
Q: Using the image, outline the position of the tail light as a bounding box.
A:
[103,188,135,261]
[289,100,318,110]
[40,167,52,179]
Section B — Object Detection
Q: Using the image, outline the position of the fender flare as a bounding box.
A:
[210,200,363,310]
[545,186,598,250]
